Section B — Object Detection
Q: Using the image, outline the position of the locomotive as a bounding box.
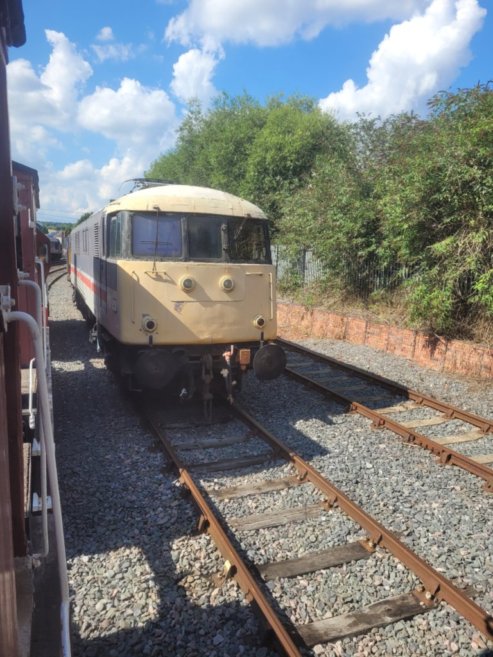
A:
[68,182,285,403]
[49,233,63,260]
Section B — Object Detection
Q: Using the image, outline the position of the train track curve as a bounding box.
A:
[47,263,68,291]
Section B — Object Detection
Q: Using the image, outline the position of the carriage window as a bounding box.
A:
[132,213,182,257]
[188,216,223,259]
[227,218,269,263]
[108,214,123,257]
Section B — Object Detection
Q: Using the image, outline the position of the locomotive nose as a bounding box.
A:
[253,343,286,380]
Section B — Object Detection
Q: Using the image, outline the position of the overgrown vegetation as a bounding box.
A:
[146,84,493,341]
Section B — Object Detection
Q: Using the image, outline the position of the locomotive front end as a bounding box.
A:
[116,199,286,396]
[70,184,286,404]
[121,257,286,391]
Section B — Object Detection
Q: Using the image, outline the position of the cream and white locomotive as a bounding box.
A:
[68,182,285,403]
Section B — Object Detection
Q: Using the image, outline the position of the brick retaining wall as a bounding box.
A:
[277,302,493,380]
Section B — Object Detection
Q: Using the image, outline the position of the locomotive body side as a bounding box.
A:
[69,185,285,396]
[69,210,103,324]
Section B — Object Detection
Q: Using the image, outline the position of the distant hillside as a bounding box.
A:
[37,221,73,234]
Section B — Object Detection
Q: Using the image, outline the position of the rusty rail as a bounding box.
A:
[277,338,493,432]
[231,403,493,641]
[143,410,303,657]
[278,338,493,491]
[141,396,493,649]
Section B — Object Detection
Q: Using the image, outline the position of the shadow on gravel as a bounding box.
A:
[50,319,96,363]
[50,314,284,657]
[239,371,345,463]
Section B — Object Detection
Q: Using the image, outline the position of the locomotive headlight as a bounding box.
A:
[220,276,235,292]
[180,276,195,292]
[253,315,266,329]
[142,315,157,333]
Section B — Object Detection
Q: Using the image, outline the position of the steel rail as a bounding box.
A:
[231,402,493,641]
[286,366,493,491]
[142,410,303,657]
[278,340,493,491]
[277,338,493,433]
[47,271,69,291]
[46,265,67,277]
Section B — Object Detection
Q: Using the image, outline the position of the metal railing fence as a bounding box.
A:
[271,245,417,298]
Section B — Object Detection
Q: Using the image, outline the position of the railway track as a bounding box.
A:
[277,338,493,493]
[47,263,68,290]
[139,397,493,657]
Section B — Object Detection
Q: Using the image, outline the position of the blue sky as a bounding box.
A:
[6,0,492,223]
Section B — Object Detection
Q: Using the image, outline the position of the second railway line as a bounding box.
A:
[277,337,493,491]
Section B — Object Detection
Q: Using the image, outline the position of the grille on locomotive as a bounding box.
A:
[69,183,285,402]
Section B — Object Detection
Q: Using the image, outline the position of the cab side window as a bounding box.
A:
[108,213,123,257]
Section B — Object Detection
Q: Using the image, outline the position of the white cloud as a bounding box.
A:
[165,0,485,120]
[7,60,61,160]
[35,161,98,220]
[99,156,141,200]
[41,30,93,120]
[319,0,486,120]
[78,78,177,154]
[6,3,487,221]
[170,47,222,105]
[8,30,92,141]
[39,156,139,219]
[58,159,96,182]
[165,0,430,47]
[44,78,178,217]
[96,26,114,42]
[91,42,135,62]
[7,29,180,222]
[91,26,137,62]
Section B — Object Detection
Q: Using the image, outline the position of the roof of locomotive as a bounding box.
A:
[105,185,267,220]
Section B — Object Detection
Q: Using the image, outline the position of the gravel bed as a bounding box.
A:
[212,481,323,518]
[234,509,364,565]
[203,461,297,492]
[49,274,493,657]
[267,551,419,625]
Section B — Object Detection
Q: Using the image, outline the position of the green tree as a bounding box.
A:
[376,84,493,331]
[200,93,267,195]
[144,86,493,336]
[146,94,341,223]
[278,127,378,290]
[147,100,207,184]
[243,97,342,224]
[146,94,267,193]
